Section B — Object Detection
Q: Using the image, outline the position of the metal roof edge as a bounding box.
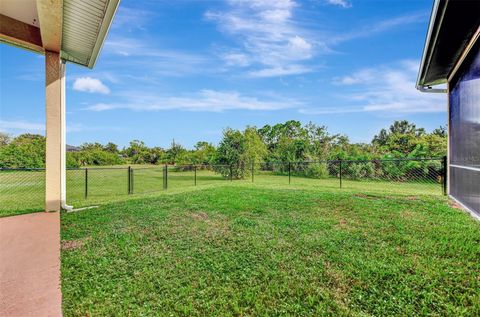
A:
[416,0,448,90]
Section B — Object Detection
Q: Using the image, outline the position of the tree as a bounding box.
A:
[372,129,388,146]
[0,134,45,168]
[166,139,186,164]
[214,128,246,179]
[0,132,11,147]
[103,142,119,153]
[243,127,267,164]
[124,140,148,157]
[80,142,104,151]
[193,141,216,165]
[372,120,436,156]
[389,120,425,136]
[432,126,447,138]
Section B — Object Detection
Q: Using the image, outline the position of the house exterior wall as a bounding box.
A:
[448,40,480,217]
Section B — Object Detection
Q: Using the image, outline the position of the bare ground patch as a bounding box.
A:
[61,237,91,251]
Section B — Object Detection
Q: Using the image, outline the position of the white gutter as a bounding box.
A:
[417,86,447,93]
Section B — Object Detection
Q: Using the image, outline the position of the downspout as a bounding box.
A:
[61,60,73,211]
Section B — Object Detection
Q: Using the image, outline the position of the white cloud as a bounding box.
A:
[248,64,312,77]
[302,60,446,114]
[85,90,300,112]
[0,120,44,132]
[72,77,110,94]
[205,0,316,77]
[222,52,251,67]
[329,12,427,44]
[326,0,352,8]
[103,37,211,77]
[111,7,151,31]
[332,69,375,85]
[205,1,425,77]
[0,120,121,134]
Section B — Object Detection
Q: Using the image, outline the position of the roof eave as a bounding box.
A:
[416,0,447,90]
[86,0,120,69]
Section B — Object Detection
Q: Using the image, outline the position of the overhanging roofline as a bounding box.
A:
[87,0,120,69]
[416,0,480,91]
[0,0,120,69]
[416,0,446,90]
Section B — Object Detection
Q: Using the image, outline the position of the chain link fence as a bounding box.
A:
[1,158,446,215]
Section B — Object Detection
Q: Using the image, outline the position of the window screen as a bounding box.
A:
[449,41,480,216]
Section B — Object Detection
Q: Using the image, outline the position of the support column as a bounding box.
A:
[45,51,65,212]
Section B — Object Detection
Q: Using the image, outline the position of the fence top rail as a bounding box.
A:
[1,157,445,171]
[282,157,443,164]
[66,167,128,171]
[0,168,46,171]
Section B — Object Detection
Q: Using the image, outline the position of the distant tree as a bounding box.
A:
[372,129,388,146]
[389,120,425,136]
[0,134,45,168]
[214,128,246,178]
[69,149,122,166]
[243,127,267,164]
[79,142,104,151]
[124,140,148,157]
[193,141,216,165]
[103,142,119,153]
[166,139,186,164]
[432,126,447,138]
[0,132,11,146]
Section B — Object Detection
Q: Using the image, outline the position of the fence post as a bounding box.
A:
[194,165,197,186]
[339,159,343,188]
[131,167,134,194]
[163,164,168,190]
[230,165,233,181]
[84,168,88,199]
[443,155,447,196]
[128,166,131,194]
[288,162,291,184]
[251,161,254,182]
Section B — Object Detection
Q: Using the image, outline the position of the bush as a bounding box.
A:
[69,150,122,166]
[0,134,45,168]
[304,163,329,179]
[66,153,80,168]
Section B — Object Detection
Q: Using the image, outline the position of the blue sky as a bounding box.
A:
[0,0,447,149]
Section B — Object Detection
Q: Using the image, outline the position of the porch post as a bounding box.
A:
[45,51,65,212]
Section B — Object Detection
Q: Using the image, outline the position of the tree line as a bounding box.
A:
[0,120,446,178]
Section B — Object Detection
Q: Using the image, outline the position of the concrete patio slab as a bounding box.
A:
[0,212,61,317]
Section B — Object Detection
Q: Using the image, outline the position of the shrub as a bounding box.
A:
[304,163,329,179]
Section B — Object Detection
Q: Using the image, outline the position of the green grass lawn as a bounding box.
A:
[1,167,443,217]
[61,181,480,316]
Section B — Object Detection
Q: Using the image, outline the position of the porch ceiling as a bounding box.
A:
[0,0,120,68]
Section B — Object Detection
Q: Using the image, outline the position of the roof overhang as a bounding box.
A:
[416,0,480,90]
[0,0,120,68]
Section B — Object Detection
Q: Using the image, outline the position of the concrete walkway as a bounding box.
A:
[0,212,61,317]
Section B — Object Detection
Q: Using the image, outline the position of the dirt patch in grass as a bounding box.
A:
[169,212,231,239]
[353,193,382,200]
[405,196,419,201]
[61,237,91,251]
[448,200,464,210]
[323,261,351,305]
[191,211,209,221]
[336,218,352,231]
